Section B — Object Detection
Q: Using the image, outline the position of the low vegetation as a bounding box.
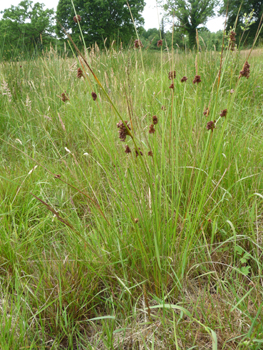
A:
[0,35,263,349]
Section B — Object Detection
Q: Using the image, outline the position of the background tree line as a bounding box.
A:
[0,0,262,60]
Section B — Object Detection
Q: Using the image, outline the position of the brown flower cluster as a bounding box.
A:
[220,109,227,117]
[239,61,250,79]
[203,108,209,117]
[148,151,153,157]
[229,31,236,51]
[125,145,131,154]
[193,75,201,84]
[168,71,176,80]
[169,83,174,90]
[117,121,131,141]
[206,120,216,132]
[134,39,143,49]
[152,115,158,125]
[149,124,155,134]
[61,92,69,102]
[181,76,188,83]
[91,92,97,101]
[135,148,143,157]
[77,68,84,78]
[73,15,81,23]
[157,40,163,47]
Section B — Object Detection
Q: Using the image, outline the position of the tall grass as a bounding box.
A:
[0,38,263,349]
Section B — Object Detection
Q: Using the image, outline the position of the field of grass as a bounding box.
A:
[0,42,263,349]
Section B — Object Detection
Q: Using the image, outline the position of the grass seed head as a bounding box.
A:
[73,15,81,23]
[203,108,209,117]
[168,71,176,80]
[193,75,201,84]
[220,109,228,117]
[148,151,153,157]
[206,120,216,132]
[125,145,131,154]
[169,83,174,90]
[149,124,155,134]
[181,76,188,82]
[135,148,143,157]
[239,61,250,79]
[77,68,84,78]
[91,92,97,101]
[134,39,143,49]
[152,115,158,125]
[157,40,163,47]
[117,121,131,142]
[61,92,69,102]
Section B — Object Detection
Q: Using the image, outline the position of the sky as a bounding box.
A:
[0,0,225,32]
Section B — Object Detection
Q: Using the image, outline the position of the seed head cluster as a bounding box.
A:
[181,76,188,83]
[61,92,69,102]
[91,92,97,101]
[73,15,81,23]
[135,148,143,157]
[157,40,163,47]
[239,61,250,79]
[206,120,216,132]
[134,39,143,49]
[77,68,84,78]
[220,109,227,118]
[193,75,201,84]
[168,71,176,80]
[152,115,158,125]
[125,145,131,154]
[149,124,155,134]
[203,108,209,117]
[229,31,236,51]
[117,121,131,142]
[169,83,174,90]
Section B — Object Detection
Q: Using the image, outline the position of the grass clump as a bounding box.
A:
[0,37,263,349]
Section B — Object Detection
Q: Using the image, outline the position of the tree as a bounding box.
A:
[161,0,219,48]
[220,0,263,44]
[0,0,55,60]
[56,0,145,48]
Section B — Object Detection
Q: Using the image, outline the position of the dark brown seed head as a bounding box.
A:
[117,121,131,142]
[61,92,69,102]
[161,106,166,110]
[193,75,201,84]
[157,39,163,47]
[135,148,143,157]
[77,68,84,78]
[168,71,176,80]
[148,151,153,157]
[220,109,227,117]
[169,83,174,90]
[73,15,81,23]
[54,174,61,179]
[134,218,139,223]
[91,92,97,101]
[181,76,188,82]
[152,115,158,125]
[125,145,131,154]
[206,120,216,132]
[134,39,143,49]
[203,108,209,117]
[239,61,250,79]
[149,124,155,134]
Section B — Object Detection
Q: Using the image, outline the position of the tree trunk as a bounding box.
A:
[188,29,196,49]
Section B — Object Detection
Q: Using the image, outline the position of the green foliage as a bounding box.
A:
[56,0,146,47]
[162,0,219,48]
[0,0,55,60]
[220,0,263,45]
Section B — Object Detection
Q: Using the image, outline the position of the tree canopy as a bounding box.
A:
[0,0,55,60]
[162,0,219,48]
[56,0,146,47]
[220,0,263,44]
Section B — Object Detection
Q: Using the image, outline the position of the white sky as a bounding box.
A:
[0,0,225,32]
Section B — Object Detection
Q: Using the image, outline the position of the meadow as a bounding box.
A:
[0,40,263,349]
